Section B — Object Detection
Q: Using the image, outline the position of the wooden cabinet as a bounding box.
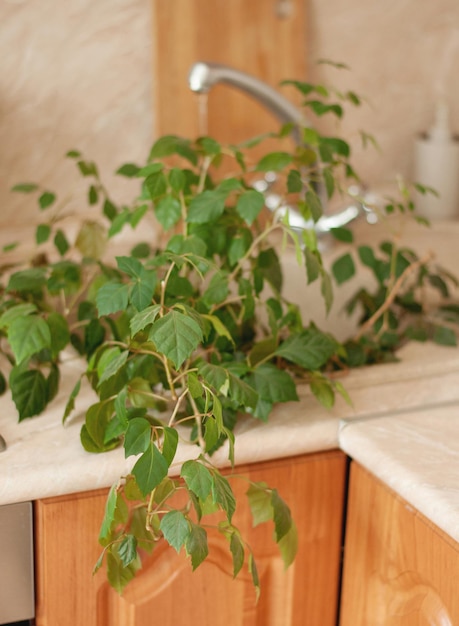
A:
[340,462,459,626]
[35,450,347,626]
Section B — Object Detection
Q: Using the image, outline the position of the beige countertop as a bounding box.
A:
[1,342,459,547]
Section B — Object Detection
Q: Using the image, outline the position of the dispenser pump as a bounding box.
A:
[429,101,452,143]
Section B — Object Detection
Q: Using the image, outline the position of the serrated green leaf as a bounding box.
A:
[248,553,260,600]
[116,163,141,177]
[201,271,229,306]
[305,247,321,284]
[320,269,334,314]
[130,304,161,335]
[278,520,298,568]
[155,196,182,230]
[287,169,303,193]
[332,252,356,285]
[229,532,245,577]
[105,550,141,594]
[117,534,138,567]
[0,303,37,328]
[162,427,179,466]
[160,510,190,553]
[276,327,337,370]
[47,311,70,356]
[82,400,116,451]
[36,223,51,244]
[124,417,151,457]
[149,135,198,165]
[132,442,169,496]
[310,375,335,408]
[7,268,47,294]
[54,229,70,256]
[8,315,51,364]
[249,363,299,404]
[96,281,130,316]
[38,191,56,209]
[97,348,129,386]
[63,378,81,423]
[11,182,39,193]
[99,484,129,543]
[305,189,323,222]
[197,362,258,409]
[181,460,213,500]
[211,471,236,522]
[256,151,292,172]
[186,523,208,570]
[145,171,167,199]
[10,369,48,420]
[149,310,203,369]
[271,489,292,541]
[169,168,186,192]
[247,482,272,526]
[236,190,265,225]
[75,221,106,259]
[187,190,226,224]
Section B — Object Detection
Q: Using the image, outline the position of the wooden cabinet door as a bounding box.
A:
[35,450,346,626]
[340,462,459,626]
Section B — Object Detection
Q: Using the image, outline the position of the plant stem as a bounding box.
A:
[354,251,434,341]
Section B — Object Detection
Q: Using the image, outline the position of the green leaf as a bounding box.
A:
[47,311,70,356]
[305,189,323,222]
[77,160,99,177]
[82,401,116,452]
[433,325,457,347]
[332,252,356,285]
[132,442,169,496]
[130,304,161,335]
[38,191,56,209]
[149,135,198,165]
[278,520,298,568]
[197,362,258,409]
[256,151,292,172]
[54,229,70,256]
[271,489,292,541]
[310,375,335,408]
[358,245,377,269]
[247,482,272,526]
[305,247,321,284]
[8,315,51,364]
[36,223,51,244]
[7,268,47,294]
[181,460,213,500]
[320,269,334,314]
[229,532,245,577]
[276,327,337,370]
[149,310,203,369]
[160,510,190,553]
[169,168,186,192]
[62,379,81,423]
[0,303,37,328]
[117,534,138,567]
[96,282,130,316]
[99,484,129,542]
[236,190,265,225]
[116,163,141,177]
[201,271,229,306]
[186,523,208,571]
[97,348,129,386]
[105,550,140,594]
[162,427,179,466]
[248,553,260,601]
[155,196,182,230]
[145,171,167,199]
[124,417,151,458]
[11,182,38,193]
[258,247,283,293]
[10,369,48,420]
[187,190,226,224]
[287,169,303,193]
[75,221,106,259]
[211,471,236,522]
[250,363,299,404]
[330,227,353,243]
[306,100,343,118]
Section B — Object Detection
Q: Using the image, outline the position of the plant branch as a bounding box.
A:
[354,250,434,341]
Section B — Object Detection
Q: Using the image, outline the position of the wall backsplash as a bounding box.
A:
[1,0,459,229]
[0,0,153,228]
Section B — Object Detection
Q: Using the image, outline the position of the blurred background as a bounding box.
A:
[1,0,459,226]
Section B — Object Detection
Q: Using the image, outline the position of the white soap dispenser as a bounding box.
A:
[414,102,459,219]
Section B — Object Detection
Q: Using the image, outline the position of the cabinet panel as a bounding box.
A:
[340,462,459,626]
[35,450,346,626]
[152,0,308,144]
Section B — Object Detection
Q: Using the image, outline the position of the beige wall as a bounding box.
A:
[2,0,459,228]
[0,0,153,227]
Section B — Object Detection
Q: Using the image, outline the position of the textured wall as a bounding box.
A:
[308,0,459,189]
[0,0,153,227]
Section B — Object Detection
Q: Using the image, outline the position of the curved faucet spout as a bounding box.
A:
[188,61,307,142]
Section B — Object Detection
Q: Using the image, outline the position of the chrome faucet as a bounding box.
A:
[188,61,372,235]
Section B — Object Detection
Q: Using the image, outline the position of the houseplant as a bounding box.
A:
[2,73,458,595]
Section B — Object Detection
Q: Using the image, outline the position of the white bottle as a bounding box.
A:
[414,102,459,219]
